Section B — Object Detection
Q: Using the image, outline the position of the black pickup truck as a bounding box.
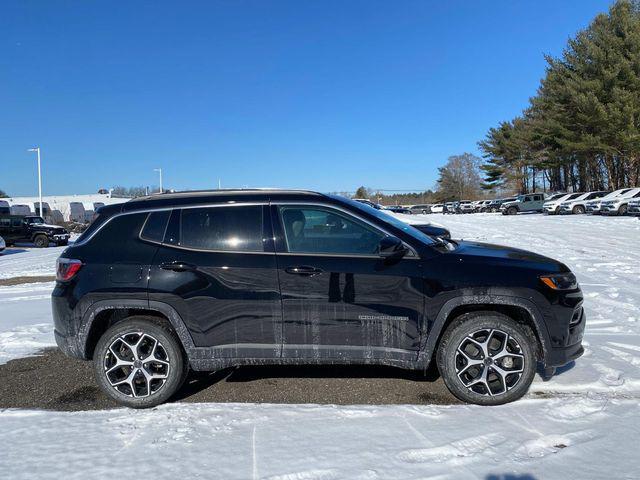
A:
[0,215,70,247]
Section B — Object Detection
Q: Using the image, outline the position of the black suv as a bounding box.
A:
[0,215,70,247]
[53,190,585,408]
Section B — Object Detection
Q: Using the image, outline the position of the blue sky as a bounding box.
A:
[1,0,613,196]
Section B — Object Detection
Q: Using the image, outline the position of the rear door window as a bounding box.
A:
[178,206,264,252]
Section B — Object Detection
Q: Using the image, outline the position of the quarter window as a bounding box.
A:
[140,211,171,243]
[279,206,384,255]
[179,206,264,252]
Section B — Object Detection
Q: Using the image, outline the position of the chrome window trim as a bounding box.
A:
[274,201,419,258]
[73,199,420,259]
[73,201,270,247]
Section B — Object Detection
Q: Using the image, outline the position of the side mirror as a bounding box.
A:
[378,235,408,258]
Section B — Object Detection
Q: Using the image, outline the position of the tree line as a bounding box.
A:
[479,0,640,194]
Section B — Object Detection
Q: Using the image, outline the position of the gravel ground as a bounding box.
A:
[0,348,459,411]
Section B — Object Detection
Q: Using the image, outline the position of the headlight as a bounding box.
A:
[540,272,578,290]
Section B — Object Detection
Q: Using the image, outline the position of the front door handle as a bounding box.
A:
[160,261,197,272]
[285,265,324,277]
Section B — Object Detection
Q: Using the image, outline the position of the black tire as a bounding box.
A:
[573,205,585,215]
[507,206,518,216]
[619,204,628,215]
[33,234,49,248]
[436,311,537,406]
[94,316,188,408]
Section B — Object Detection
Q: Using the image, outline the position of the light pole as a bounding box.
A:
[154,168,163,193]
[27,147,43,218]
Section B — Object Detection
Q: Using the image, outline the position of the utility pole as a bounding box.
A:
[154,168,163,193]
[27,147,43,217]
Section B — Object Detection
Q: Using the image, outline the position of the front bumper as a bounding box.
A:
[600,204,620,215]
[51,233,70,242]
[543,205,559,214]
[544,302,586,368]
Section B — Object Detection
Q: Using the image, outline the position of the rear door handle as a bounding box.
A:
[285,265,324,277]
[160,261,197,272]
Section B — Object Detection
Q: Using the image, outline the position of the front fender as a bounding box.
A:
[419,288,553,368]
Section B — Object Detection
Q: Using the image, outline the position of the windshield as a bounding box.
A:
[332,195,436,245]
[547,193,566,201]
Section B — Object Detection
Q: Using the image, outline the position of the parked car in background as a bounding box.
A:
[542,193,575,215]
[457,201,474,214]
[478,200,493,212]
[382,210,452,240]
[409,204,432,214]
[558,191,609,215]
[600,189,640,216]
[353,198,382,210]
[52,189,584,407]
[628,198,640,216]
[0,215,70,247]
[487,197,515,213]
[384,205,412,214]
[501,193,546,215]
[0,235,5,253]
[444,202,457,214]
[586,188,639,214]
[430,204,444,214]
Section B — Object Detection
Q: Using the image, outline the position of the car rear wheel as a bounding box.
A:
[33,234,49,248]
[437,312,537,405]
[94,316,188,408]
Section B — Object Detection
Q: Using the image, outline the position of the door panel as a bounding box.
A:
[273,205,424,361]
[147,205,282,359]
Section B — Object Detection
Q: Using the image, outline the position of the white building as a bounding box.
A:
[3,193,130,224]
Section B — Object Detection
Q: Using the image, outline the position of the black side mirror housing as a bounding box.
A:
[378,235,408,258]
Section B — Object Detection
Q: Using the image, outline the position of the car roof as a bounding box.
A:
[100,189,330,215]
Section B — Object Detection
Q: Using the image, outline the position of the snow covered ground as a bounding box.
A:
[1,214,639,479]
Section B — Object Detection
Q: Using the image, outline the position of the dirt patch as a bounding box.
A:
[0,348,459,411]
[0,275,56,286]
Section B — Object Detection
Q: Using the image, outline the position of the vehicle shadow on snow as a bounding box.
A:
[486,475,537,480]
[0,248,29,256]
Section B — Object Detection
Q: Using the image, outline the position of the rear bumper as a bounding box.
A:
[54,329,84,359]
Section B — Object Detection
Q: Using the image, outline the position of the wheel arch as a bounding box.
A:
[420,294,550,369]
[79,300,195,360]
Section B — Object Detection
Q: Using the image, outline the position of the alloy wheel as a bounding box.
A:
[104,332,171,398]
[455,328,525,396]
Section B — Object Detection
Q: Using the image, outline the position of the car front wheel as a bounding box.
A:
[94,316,188,408]
[33,235,49,248]
[437,312,537,405]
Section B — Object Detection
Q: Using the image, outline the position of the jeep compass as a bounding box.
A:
[52,190,585,408]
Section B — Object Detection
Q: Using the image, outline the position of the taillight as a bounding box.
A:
[56,258,83,281]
